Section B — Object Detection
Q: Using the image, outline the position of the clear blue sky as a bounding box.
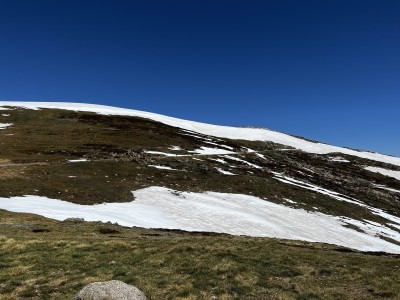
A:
[0,1,399,156]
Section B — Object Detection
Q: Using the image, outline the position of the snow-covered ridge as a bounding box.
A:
[0,186,399,253]
[1,101,399,166]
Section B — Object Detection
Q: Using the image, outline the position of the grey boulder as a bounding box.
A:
[73,280,147,300]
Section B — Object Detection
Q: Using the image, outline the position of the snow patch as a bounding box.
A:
[340,217,400,242]
[189,147,234,155]
[273,173,400,227]
[203,141,234,150]
[68,159,89,163]
[365,166,400,181]
[330,157,350,163]
[168,146,182,151]
[144,151,183,157]
[242,147,256,153]
[283,198,297,204]
[390,223,400,231]
[0,123,13,129]
[210,158,228,164]
[0,187,399,253]
[255,153,267,160]
[215,168,236,175]
[223,155,262,169]
[273,173,365,207]
[374,185,400,194]
[149,165,178,171]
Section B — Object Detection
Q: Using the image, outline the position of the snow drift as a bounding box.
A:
[0,186,399,254]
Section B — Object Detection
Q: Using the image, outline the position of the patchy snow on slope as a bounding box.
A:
[224,155,262,169]
[365,166,400,181]
[339,217,400,242]
[283,198,297,204]
[370,208,400,227]
[255,153,267,160]
[0,123,13,129]
[0,186,399,253]
[181,131,213,141]
[203,141,234,150]
[216,168,236,175]
[1,101,399,167]
[374,185,400,194]
[1,114,10,117]
[272,173,400,228]
[210,158,228,164]
[189,147,234,155]
[242,147,256,153]
[391,223,400,231]
[149,165,178,171]
[273,172,365,207]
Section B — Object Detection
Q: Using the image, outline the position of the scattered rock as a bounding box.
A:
[73,280,147,300]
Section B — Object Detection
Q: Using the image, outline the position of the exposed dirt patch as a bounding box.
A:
[0,165,26,180]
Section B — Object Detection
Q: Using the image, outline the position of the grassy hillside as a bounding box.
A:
[0,108,398,220]
[1,106,400,299]
[1,210,400,300]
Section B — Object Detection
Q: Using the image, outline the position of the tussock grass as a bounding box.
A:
[1,210,399,299]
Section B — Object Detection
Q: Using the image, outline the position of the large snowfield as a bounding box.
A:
[1,101,400,166]
[0,187,399,254]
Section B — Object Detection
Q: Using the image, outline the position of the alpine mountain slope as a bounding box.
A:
[0,101,400,299]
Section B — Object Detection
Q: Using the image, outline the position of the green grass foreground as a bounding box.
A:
[1,210,399,299]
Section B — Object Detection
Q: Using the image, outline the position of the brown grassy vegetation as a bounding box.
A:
[1,210,399,300]
[0,108,398,223]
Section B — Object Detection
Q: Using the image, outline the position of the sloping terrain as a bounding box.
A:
[0,102,400,298]
[1,210,400,300]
